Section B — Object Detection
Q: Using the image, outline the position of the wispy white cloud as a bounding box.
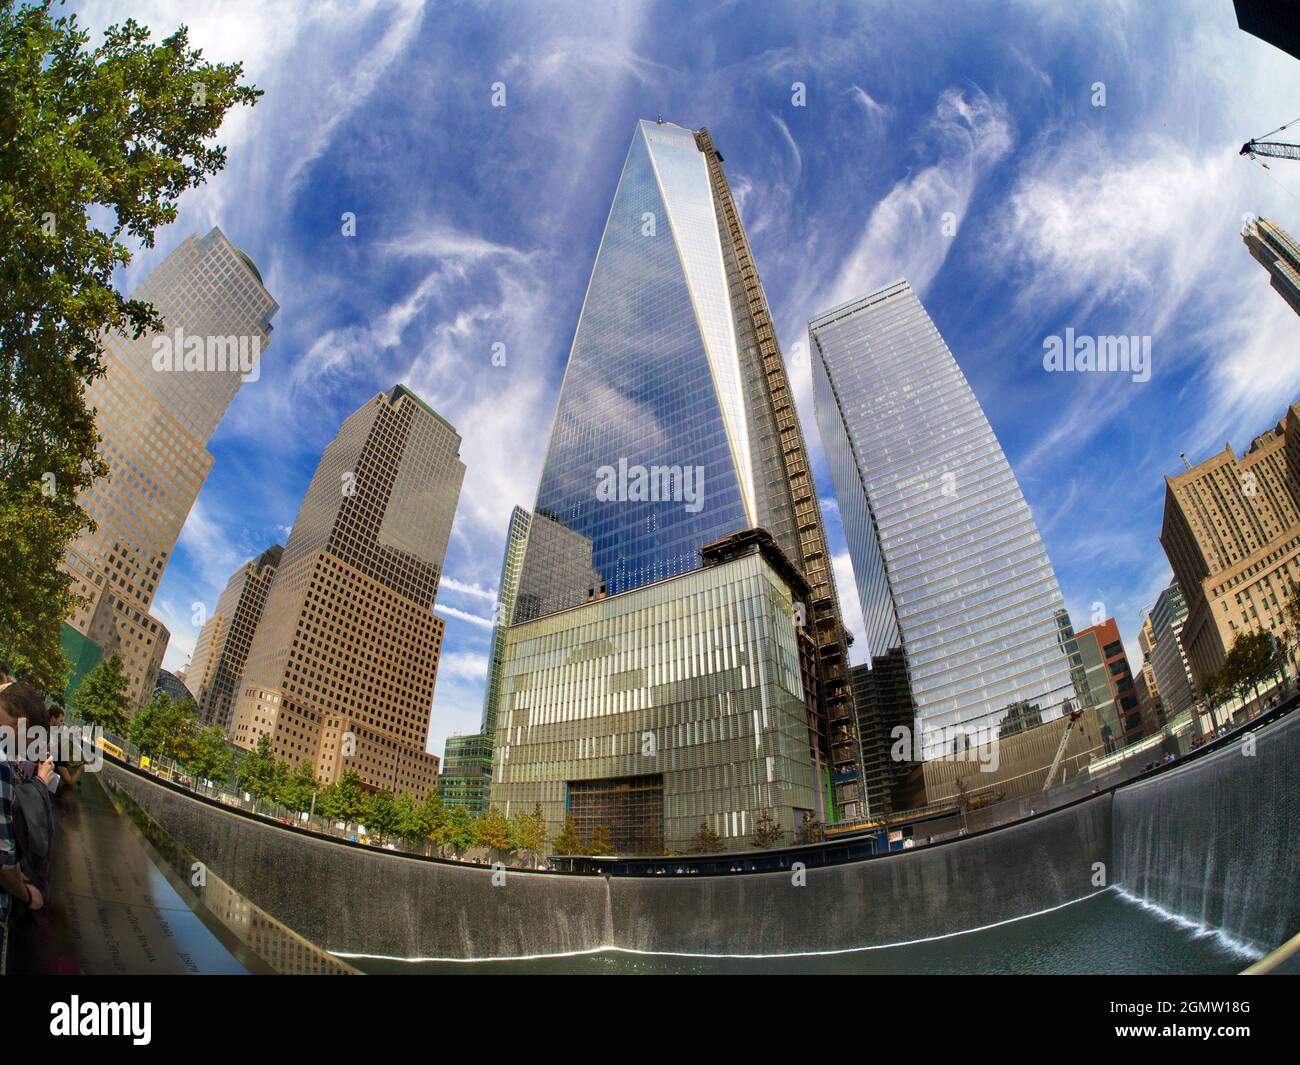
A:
[437,604,495,630]
[437,650,490,682]
[816,86,1014,315]
[378,226,534,264]
[848,84,890,123]
[998,142,1230,332]
[768,112,803,184]
[1181,287,1300,461]
[154,598,198,673]
[175,498,257,598]
[502,29,672,90]
[281,0,427,194]
[440,576,498,602]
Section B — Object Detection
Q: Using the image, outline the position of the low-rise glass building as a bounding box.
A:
[490,539,819,854]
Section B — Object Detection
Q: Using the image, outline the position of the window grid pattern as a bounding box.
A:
[492,552,818,852]
[811,280,1078,759]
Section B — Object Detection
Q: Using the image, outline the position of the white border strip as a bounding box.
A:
[333,887,1113,964]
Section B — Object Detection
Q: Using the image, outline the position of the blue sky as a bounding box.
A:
[78,0,1300,758]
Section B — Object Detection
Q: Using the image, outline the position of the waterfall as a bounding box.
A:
[1113,712,1300,952]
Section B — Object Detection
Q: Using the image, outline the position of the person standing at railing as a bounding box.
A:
[47,705,84,791]
[0,681,51,918]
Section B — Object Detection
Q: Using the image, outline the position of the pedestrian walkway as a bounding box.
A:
[8,775,248,975]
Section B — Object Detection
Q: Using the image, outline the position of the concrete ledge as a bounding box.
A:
[101,710,1300,962]
[105,763,1108,959]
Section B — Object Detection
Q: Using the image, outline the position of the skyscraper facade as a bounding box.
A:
[1149,580,1198,724]
[1234,1,1300,63]
[493,531,821,853]
[490,118,862,847]
[439,505,531,812]
[63,227,277,707]
[506,119,859,808]
[1135,614,1166,732]
[186,544,283,730]
[1073,617,1143,747]
[1242,216,1300,318]
[228,385,464,799]
[1160,401,1300,686]
[810,280,1080,789]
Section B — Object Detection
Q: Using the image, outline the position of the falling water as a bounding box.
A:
[1113,711,1300,952]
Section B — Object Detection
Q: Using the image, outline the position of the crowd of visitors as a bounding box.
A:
[0,663,86,967]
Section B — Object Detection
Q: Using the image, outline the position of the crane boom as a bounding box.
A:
[1241,139,1300,161]
[1042,709,1083,793]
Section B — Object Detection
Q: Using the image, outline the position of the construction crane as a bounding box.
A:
[1041,708,1083,793]
[1241,115,1300,165]
[1241,139,1300,162]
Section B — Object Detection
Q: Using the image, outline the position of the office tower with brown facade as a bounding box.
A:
[1160,401,1300,688]
[186,544,283,730]
[228,385,465,799]
[1242,216,1300,318]
[62,228,278,708]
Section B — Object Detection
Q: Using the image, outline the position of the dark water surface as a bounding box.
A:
[348,889,1258,975]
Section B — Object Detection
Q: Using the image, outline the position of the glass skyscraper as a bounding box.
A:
[514,120,765,616]
[490,119,864,846]
[439,504,531,812]
[186,543,282,731]
[810,280,1079,769]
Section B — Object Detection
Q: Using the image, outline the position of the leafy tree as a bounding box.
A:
[315,769,371,825]
[1199,666,1230,722]
[128,690,198,762]
[473,805,512,861]
[688,822,723,854]
[72,651,129,734]
[584,823,613,856]
[1265,631,1289,690]
[444,804,475,859]
[552,813,582,856]
[1224,630,1276,710]
[277,758,318,815]
[796,812,824,846]
[1283,579,1300,674]
[393,792,425,850]
[235,734,285,803]
[750,810,784,850]
[184,724,233,784]
[410,790,452,858]
[416,790,447,855]
[366,790,399,845]
[0,4,261,685]
[511,803,548,866]
[0,492,73,692]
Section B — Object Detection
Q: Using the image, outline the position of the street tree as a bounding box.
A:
[72,652,129,734]
[0,4,261,687]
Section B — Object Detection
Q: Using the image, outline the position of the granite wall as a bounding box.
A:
[105,766,1108,959]
[102,711,1299,960]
